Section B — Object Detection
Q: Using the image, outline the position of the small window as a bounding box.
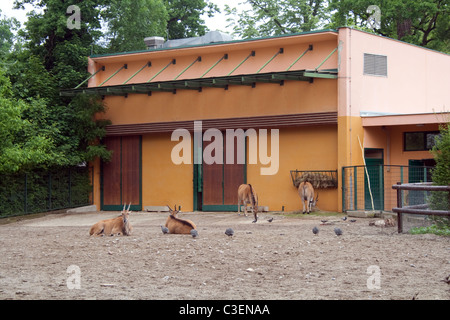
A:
[404,131,440,151]
[364,53,387,77]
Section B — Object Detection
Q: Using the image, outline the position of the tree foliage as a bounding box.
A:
[329,0,450,53]
[101,0,168,52]
[429,123,450,228]
[225,0,329,38]
[165,0,219,39]
[225,0,449,53]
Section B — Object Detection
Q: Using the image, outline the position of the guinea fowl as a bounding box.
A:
[225,228,234,237]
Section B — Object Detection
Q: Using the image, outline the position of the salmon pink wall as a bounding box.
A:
[345,28,450,117]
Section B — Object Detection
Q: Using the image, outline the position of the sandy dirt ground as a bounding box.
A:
[0,210,449,300]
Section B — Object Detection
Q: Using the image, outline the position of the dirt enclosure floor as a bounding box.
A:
[0,210,449,300]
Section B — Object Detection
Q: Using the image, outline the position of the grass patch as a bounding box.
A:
[409,224,450,236]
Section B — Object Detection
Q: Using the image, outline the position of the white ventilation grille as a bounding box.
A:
[364,53,387,77]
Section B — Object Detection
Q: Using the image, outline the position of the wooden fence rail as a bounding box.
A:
[392,182,450,233]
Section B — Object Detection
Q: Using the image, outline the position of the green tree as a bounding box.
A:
[14,0,104,87]
[6,0,111,170]
[429,123,450,211]
[225,0,329,38]
[329,0,450,53]
[165,0,219,39]
[0,10,20,59]
[101,0,168,53]
[0,68,61,173]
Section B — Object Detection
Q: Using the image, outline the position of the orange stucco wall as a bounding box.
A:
[248,126,338,212]
[142,133,194,210]
[135,125,339,212]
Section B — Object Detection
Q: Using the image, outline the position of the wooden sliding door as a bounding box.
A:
[101,136,142,211]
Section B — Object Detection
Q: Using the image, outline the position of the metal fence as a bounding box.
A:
[342,165,434,212]
[0,167,93,218]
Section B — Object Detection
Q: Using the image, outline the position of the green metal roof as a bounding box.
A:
[60,69,338,97]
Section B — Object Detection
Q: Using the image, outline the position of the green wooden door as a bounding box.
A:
[364,158,384,211]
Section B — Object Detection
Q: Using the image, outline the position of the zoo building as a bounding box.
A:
[62,27,450,214]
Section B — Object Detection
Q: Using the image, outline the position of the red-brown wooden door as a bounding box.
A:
[201,134,245,211]
[101,136,142,211]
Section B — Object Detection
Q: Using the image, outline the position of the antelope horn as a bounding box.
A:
[127,202,131,211]
[167,204,172,211]
[122,204,126,211]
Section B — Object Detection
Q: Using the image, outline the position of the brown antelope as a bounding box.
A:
[89,203,133,236]
[237,184,258,223]
[298,181,318,214]
[165,205,197,234]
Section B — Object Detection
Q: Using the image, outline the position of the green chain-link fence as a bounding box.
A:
[342,165,434,212]
[0,167,93,218]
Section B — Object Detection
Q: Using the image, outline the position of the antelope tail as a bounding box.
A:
[248,184,256,207]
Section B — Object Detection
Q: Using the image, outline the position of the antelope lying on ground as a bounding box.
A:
[298,181,318,214]
[165,205,197,234]
[89,203,133,236]
[238,184,258,223]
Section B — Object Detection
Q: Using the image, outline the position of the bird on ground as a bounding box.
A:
[321,220,328,224]
[225,228,234,237]
[350,219,357,223]
[312,226,319,235]
[342,216,348,221]
[334,227,343,236]
[190,229,199,238]
[160,225,169,234]
[267,218,274,223]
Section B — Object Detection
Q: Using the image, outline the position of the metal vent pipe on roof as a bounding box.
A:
[144,36,165,49]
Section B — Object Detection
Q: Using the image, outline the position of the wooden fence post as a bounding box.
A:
[396,182,403,233]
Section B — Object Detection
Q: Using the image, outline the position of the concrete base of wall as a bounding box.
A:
[66,205,97,213]
[347,211,397,219]
[241,206,269,212]
[145,206,170,212]
[347,211,380,218]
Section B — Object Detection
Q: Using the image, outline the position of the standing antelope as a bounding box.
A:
[165,205,197,234]
[90,203,133,236]
[237,184,258,223]
[298,181,318,214]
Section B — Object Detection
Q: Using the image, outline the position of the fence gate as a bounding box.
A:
[342,165,434,212]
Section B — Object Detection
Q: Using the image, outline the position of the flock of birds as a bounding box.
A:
[312,226,343,236]
[160,216,353,238]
